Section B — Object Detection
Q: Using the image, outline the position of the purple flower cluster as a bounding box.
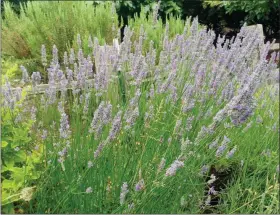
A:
[226,146,237,159]
[107,110,122,141]
[2,80,22,110]
[89,101,112,139]
[216,136,230,157]
[58,102,71,139]
[135,179,145,191]
[165,160,184,176]
[9,20,278,208]
[94,141,106,159]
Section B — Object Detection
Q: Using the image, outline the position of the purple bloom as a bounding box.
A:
[52,45,58,65]
[216,143,227,157]
[201,165,209,175]
[226,146,237,159]
[174,119,182,134]
[215,136,230,157]
[209,139,219,149]
[103,103,112,124]
[165,160,184,176]
[66,68,73,83]
[185,115,194,131]
[181,138,192,152]
[135,179,145,191]
[94,141,106,159]
[208,186,218,195]
[125,107,139,130]
[58,102,71,139]
[89,101,106,133]
[108,111,122,141]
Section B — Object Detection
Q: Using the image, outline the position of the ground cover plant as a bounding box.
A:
[1,1,279,214]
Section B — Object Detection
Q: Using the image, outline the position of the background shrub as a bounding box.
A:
[2,1,118,60]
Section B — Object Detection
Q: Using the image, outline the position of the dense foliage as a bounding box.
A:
[2,1,118,59]
[204,0,279,38]
[1,1,279,214]
[3,0,279,39]
[2,1,190,81]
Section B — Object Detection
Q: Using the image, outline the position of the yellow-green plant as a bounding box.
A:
[2,1,118,60]
[1,90,43,214]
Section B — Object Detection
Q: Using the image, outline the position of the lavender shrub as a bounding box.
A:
[1,13,279,214]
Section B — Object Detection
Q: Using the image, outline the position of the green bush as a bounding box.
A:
[203,0,279,36]
[1,90,43,214]
[2,1,118,60]
[2,1,198,82]
[128,4,197,58]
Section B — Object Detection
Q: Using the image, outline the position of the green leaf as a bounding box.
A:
[11,141,19,148]
[14,150,26,162]
[12,169,25,185]
[2,159,15,172]
[2,204,15,214]
[30,171,41,179]
[2,179,16,189]
[1,141,8,148]
[1,191,21,206]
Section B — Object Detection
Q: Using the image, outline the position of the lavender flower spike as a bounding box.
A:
[165,160,184,176]
[216,136,230,157]
[200,165,209,175]
[226,146,237,159]
[135,179,145,191]
[58,102,71,139]
[94,141,106,159]
[108,111,122,141]
[120,182,129,205]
